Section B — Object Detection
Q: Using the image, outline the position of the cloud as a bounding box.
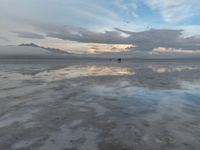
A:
[0,36,10,42]
[145,0,200,23]
[0,0,141,33]
[1,0,200,55]
[85,44,132,54]
[179,25,200,37]
[33,23,200,52]
[52,0,139,29]
[33,24,131,44]
[116,28,200,51]
[152,47,200,54]
[13,31,45,39]
[113,0,138,18]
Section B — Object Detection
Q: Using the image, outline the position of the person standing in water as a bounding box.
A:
[117,58,121,63]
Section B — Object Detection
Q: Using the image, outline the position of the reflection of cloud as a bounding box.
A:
[85,66,133,76]
[36,66,134,81]
[86,44,133,54]
[180,81,200,90]
[149,65,195,73]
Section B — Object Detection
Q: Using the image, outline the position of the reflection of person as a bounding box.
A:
[117,58,121,63]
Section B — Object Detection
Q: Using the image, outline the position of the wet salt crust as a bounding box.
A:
[0,61,200,150]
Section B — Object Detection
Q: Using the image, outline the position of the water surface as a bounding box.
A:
[0,61,200,150]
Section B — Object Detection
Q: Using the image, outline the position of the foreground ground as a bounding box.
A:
[0,60,200,150]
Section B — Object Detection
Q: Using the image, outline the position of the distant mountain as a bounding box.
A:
[19,43,70,55]
[19,43,39,48]
[1,43,200,61]
[0,44,75,59]
[0,45,51,57]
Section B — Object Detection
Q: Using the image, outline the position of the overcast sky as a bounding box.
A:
[0,0,200,55]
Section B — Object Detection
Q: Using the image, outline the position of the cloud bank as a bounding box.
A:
[145,0,200,23]
[25,23,200,52]
[0,36,10,42]
[13,31,45,39]
[1,0,200,55]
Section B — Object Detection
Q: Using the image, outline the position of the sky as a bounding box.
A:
[0,0,200,55]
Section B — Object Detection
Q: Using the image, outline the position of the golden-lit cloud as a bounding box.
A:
[152,47,200,54]
[21,37,133,54]
[85,44,133,54]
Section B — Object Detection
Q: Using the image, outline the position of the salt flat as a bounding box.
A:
[0,60,200,150]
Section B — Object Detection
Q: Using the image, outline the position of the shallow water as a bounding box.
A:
[0,60,200,150]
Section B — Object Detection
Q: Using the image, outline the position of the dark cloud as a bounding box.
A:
[34,24,129,44]
[14,31,45,39]
[116,28,200,51]
[31,23,200,51]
